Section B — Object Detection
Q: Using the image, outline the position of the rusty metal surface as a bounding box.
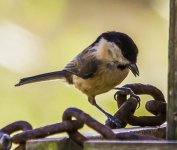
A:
[26,125,166,150]
[0,83,167,149]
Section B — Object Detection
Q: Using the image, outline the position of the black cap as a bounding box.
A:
[92,31,138,63]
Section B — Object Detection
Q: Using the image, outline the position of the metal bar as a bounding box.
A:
[167,0,177,140]
[84,141,177,150]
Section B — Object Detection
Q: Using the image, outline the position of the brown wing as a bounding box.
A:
[64,47,101,79]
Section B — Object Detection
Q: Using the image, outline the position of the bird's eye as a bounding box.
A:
[117,64,126,70]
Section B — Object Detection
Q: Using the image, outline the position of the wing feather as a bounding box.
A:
[64,47,101,79]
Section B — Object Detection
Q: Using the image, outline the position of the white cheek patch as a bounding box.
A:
[95,38,108,51]
[95,38,129,64]
[95,38,109,59]
[108,42,129,64]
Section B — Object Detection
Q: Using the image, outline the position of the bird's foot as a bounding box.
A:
[105,113,122,128]
[93,102,123,128]
[114,87,141,109]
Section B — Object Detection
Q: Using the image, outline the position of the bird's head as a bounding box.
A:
[92,31,139,77]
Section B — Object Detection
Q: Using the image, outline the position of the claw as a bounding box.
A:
[114,91,119,101]
[133,95,141,109]
[114,87,126,101]
[114,87,141,109]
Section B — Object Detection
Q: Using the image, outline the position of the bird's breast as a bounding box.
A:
[72,63,129,96]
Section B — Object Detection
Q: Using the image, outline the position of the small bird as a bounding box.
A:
[15,31,139,127]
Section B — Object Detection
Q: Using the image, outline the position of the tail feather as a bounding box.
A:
[15,70,69,86]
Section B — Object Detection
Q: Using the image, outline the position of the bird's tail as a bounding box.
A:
[15,70,71,86]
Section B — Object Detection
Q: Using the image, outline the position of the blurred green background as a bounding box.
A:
[0,0,168,132]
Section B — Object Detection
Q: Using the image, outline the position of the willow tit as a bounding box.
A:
[15,31,139,127]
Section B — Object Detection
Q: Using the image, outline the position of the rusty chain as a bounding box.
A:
[62,107,163,147]
[105,83,166,128]
[1,121,32,150]
[0,83,166,150]
[1,120,83,150]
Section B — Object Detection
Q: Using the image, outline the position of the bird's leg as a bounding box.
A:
[88,96,122,128]
[114,87,141,109]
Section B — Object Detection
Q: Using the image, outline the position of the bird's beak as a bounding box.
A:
[128,63,139,77]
